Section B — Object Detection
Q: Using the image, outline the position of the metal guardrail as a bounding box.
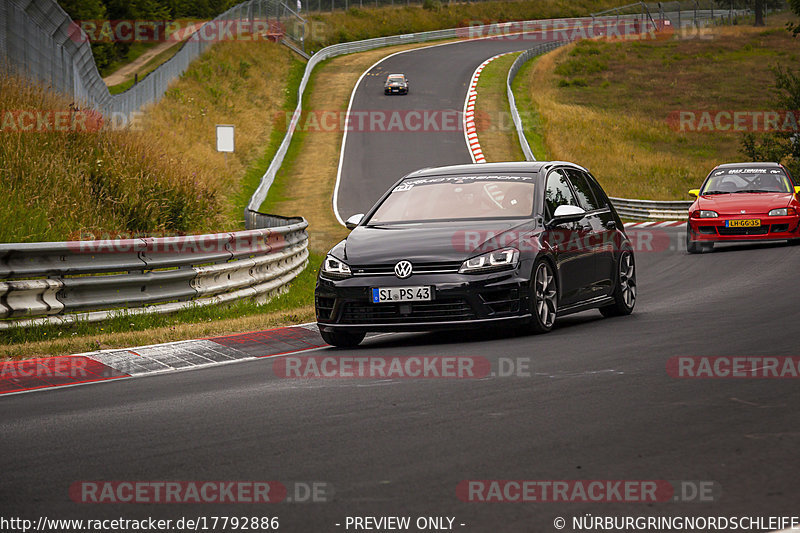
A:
[608,197,692,220]
[0,214,309,329]
[507,41,568,162]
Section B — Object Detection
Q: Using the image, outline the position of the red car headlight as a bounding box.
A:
[768,207,796,216]
[691,210,718,218]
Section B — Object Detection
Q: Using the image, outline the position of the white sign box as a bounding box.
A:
[216,125,235,153]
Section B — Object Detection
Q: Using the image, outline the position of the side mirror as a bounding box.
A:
[794,186,800,195]
[345,213,364,230]
[549,204,586,226]
[688,189,700,198]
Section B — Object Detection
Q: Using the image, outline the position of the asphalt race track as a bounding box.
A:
[3,35,800,533]
[3,232,800,530]
[336,36,558,221]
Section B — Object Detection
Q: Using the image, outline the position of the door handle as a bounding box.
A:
[606,221,617,230]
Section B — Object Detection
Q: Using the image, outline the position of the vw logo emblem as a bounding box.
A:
[394,260,413,279]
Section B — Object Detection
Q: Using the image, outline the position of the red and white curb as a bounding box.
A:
[624,221,686,229]
[463,53,513,164]
[0,324,326,396]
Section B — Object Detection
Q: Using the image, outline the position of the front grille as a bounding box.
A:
[315,296,335,320]
[350,261,461,276]
[340,298,476,324]
[717,225,769,236]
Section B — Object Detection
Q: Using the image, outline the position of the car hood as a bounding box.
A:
[341,220,535,265]
[697,192,794,215]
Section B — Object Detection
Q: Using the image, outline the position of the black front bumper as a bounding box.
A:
[315,265,532,333]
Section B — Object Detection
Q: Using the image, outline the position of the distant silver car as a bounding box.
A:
[384,73,409,95]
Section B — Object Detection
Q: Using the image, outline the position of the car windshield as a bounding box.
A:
[388,76,404,83]
[367,175,537,224]
[701,168,792,194]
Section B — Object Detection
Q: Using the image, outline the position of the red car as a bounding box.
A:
[687,162,800,253]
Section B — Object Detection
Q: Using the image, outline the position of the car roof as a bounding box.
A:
[387,74,405,78]
[713,162,781,169]
[404,161,585,178]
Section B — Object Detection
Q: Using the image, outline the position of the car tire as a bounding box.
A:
[599,249,636,317]
[320,329,366,348]
[527,259,557,334]
[686,227,712,254]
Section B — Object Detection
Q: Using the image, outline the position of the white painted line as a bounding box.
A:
[462,52,514,165]
[335,36,540,226]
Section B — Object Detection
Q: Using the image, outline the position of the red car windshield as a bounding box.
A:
[701,168,792,195]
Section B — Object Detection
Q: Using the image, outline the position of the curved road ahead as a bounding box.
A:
[2,32,800,533]
[336,36,556,221]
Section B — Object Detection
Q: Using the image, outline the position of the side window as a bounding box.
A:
[584,172,610,209]
[545,169,579,218]
[566,169,601,212]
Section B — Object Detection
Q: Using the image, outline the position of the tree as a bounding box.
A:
[754,0,764,26]
[740,67,800,179]
[788,0,800,36]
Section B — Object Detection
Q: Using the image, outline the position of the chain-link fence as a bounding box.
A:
[593,0,785,26]
[299,0,496,13]
[0,0,303,116]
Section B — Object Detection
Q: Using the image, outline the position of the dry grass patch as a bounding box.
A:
[526,14,800,199]
[0,39,302,242]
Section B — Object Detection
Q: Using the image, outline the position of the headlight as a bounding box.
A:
[693,210,719,218]
[321,255,351,279]
[459,248,519,274]
[768,207,795,216]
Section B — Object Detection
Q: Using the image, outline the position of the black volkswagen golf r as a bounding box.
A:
[315,162,636,347]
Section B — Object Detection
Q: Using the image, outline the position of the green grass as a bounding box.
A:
[107,42,185,94]
[232,57,307,222]
[473,52,525,162]
[0,72,221,243]
[258,58,329,216]
[511,56,547,161]
[99,42,161,77]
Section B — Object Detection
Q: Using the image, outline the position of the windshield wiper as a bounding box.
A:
[702,190,731,195]
[734,189,774,193]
